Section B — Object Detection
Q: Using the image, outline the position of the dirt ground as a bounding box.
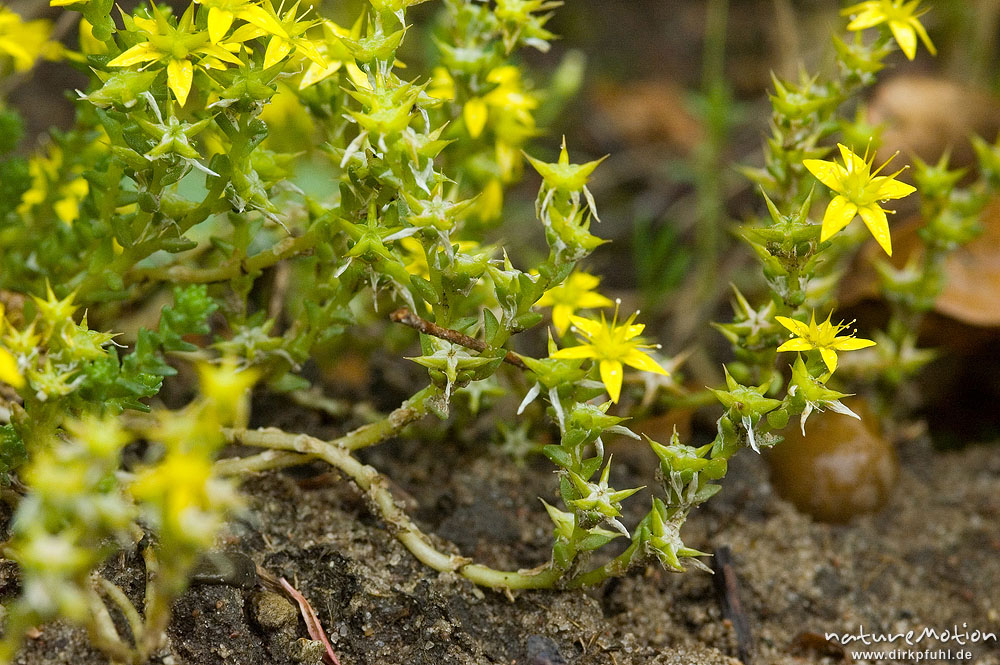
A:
[3,408,998,665]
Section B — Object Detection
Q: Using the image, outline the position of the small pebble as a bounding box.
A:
[252,591,298,630]
[522,634,566,665]
[288,638,326,664]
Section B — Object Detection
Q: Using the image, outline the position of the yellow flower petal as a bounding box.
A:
[107,43,158,67]
[909,17,937,56]
[831,337,876,351]
[207,7,234,43]
[621,349,668,375]
[888,20,917,60]
[0,348,23,388]
[551,305,572,336]
[846,6,886,31]
[463,98,488,139]
[237,5,288,39]
[0,37,33,70]
[132,15,157,33]
[227,23,264,43]
[838,143,868,174]
[263,36,292,69]
[299,60,342,89]
[54,196,79,224]
[568,315,603,340]
[577,292,614,309]
[345,61,371,90]
[78,18,107,55]
[776,338,813,353]
[550,345,596,360]
[622,323,644,340]
[819,348,839,374]
[294,41,327,68]
[803,158,847,192]
[871,175,916,200]
[198,42,243,66]
[820,195,858,241]
[166,58,193,106]
[599,360,624,403]
[774,315,809,337]
[858,205,892,256]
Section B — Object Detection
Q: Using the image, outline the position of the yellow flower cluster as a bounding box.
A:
[106,1,326,107]
[0,6,60,72]
[429,64,541,219]
[131,359,256,546]
[17,143,90,226]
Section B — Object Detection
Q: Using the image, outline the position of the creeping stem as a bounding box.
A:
[220,425,584,590]
[215,385,439,476]
[389,308,529,370]
[131,229,320,284]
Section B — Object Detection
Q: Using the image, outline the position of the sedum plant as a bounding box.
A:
[0,0,991,661]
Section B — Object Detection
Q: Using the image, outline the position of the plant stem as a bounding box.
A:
[694,0,731,304]
[217,385,439,476]
[227,426,471,571]
[95,577,144,647]
[215,449,307,476]
[460,562,565,589]
[131,230,318,284]
[83,587,135,664]
[224,425,571,591]
[565,541,641,588]
[390,308,529,370]
[138,545,166,659]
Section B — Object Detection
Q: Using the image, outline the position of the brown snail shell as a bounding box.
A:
[766,400,898,523]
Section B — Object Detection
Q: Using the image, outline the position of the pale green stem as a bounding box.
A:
[224,426,571,590]
[138,545,169,659]
[227,427,470,574]
[95,577,144,648]
[217,385,438,476]
[131,230,319,284]
[460,562,566,590]
[565,541,641,588]
[215,449,307,476]
[289,388,382,422]
[84,587,134,664]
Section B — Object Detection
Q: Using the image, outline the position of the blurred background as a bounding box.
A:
[7,0,1000,442]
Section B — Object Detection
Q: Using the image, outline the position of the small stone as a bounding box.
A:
[522,635,566,665]
[252,591,298,630]
[287,638,326,664]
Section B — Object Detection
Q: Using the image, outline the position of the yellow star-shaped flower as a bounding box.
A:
[107,5,245,107]
[843,0,936,61]
[536,272,614,336]
[775,312,876,374]
[549,309,667,403]
[803,144,915,256]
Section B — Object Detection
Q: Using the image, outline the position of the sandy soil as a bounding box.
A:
[3,412,998,665]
